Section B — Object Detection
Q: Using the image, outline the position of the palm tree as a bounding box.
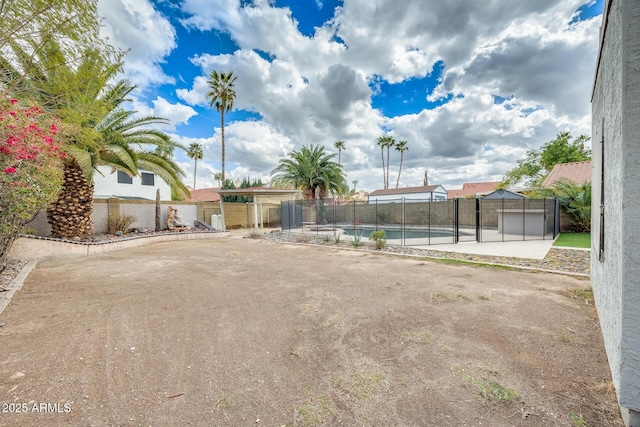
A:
[270,144,348,200]
[187,143,203,189]
[376,135,396,189]
[546,179,592,232]
[395,140,408,188]
[206,70,237,184]
[334,140,346,165]
[2,42,188,237]
[213,172,222,187]
[376,136,391,189]
[385,137,396,190]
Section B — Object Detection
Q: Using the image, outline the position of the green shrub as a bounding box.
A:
[107,214,137,234]
[370,230,387,249]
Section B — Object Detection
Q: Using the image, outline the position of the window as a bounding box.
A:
[117,170,133,184]
[141,172,155,186]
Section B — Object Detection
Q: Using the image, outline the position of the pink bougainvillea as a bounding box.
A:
[1,95,65,258]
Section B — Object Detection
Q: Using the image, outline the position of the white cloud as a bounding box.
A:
[130,97,197,131]
[98,0,177,89]
[103,0,601,191]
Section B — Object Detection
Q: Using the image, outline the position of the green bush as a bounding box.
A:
[370,230,387,249]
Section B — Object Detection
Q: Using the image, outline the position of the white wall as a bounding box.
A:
[591,0,640,421]
[93,166,172,201]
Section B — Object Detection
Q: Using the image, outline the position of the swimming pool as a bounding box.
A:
[342,227,459,240]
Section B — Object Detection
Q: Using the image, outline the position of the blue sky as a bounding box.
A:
[98,0,604,191]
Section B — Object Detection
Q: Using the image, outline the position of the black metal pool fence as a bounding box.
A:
[280,197,560,247]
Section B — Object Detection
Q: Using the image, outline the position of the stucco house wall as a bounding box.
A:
[591,0,640,424]
[92,166,172,201]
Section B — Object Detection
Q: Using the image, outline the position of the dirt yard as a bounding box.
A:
[0,237,622,426]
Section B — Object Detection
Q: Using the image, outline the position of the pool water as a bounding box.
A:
[342,228,458,240]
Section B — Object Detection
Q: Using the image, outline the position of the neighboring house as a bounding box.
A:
[368,185,448,203]
[591,1,640,425]
[541,161,592,187]
[483,189,525,200]
[92,166,172,201]
[185,188,221,203]
[447,181,501,199]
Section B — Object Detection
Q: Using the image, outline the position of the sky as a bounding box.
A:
[96,0,605,192]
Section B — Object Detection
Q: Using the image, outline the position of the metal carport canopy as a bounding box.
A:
[216,188,302,231]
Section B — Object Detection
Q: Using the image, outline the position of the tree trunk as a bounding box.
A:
[380,148,386,190]
[193,158,197,190]
[155,189,161,231]
[221,109,225,183]
[47,162,94,238]
[396,152,404,188]
[386,146,391,190]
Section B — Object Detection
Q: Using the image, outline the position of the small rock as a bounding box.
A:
[10,372,25,380]
[115,231,124,237]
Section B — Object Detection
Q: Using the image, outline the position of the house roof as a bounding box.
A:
[185,188,221,203]
[369,185,445,196]
[541,161,592,187]
[483,188,525,199]
[447,181,501,199]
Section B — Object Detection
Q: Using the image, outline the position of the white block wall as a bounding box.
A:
[591,0,640,419]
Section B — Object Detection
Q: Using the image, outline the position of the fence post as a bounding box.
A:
[401,198,405,247]
[453,198,458,244]
[475,198,480,243]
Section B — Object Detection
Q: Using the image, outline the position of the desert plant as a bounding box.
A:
[547,179,591,232]
[350,230,363,247]
[333,232,341,244]
[376,211,388,224]
[370,230,387,249]
[107,213,137,234]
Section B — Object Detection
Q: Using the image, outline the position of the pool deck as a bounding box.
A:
[405,239,555,260]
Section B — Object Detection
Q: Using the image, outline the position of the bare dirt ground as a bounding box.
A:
[0,237,622,426]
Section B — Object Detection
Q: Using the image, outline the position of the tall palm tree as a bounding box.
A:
[376,136,390,189]
[270,144,348,200]
[187,143,203,189]
[385,137,396,190]
[334,140,346,165]
[376,135,395,189]
[395,140,408,188]
[2,41,188,237]
[213,172,222,187]
[206,70,237,184]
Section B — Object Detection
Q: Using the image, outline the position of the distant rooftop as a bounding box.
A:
[541,161,592,187]
[185,188,221,203]
[447,181,501,199]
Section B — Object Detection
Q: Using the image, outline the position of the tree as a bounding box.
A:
[501,132,591,189]
[187,142,203,190]
[377,135,395,189]
[270,144,348,200]
[546,179,591,232]
[395,140,408,188]
[334,140,346,165]
[1,97,64,270]
[0,0,106,92]
[206,70,237,184]
[3,41,188,237]
[213,172,222,187]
